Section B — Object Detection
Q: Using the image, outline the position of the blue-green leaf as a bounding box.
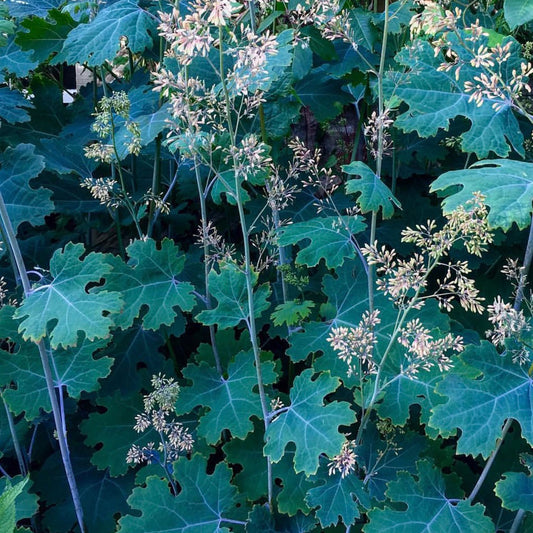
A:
[118,456,240,533]
[0,143,52,231]
[177,351,277,443]
[277,216,366,268]
[430,159,533,231]
[344,161,400,218]
[264,370,354,475]
[53,0,157,66]
[365,460,494,533]
[430,342,533,458]
[504,0,533,29]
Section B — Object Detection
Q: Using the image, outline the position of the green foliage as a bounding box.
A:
[1,1,533,531]
[306,459,370,528]
[177,351,277,443]
[277,216,365,268]
[0,143,51,231]
[430,342,533,458]
[496,469,533,512]
[365,460,494,533]
[15,243,123,349]
[264,370,354,475]
[430,159,533,231]
[504,0,533,29]
[343,161,400,218]
[104,238,195,330]
[53,0,157,66]
[118,456,240,533]
[197,262,271,328]
[385,38,525,157]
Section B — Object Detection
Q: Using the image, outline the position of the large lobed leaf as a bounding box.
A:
[15,243,123,349]
[385,38,524,157]
[364,460,493,532]
[0,143,52,232]
[197,261,271,328]
[289,263,450,427]
[429,341,533,458]
[504,0,533,29]
[343,161,400,218]
[176,351,277,444]
[264,369,354,475]
[53,0,157,66]
[495,470,533,512]
[16,9,77,62]
[118,455,240,533]
[0,306,113,419]
[81,392,154,477]
[0,87,34,124]
[104,238,195,330]
[306,458,370,528]
[277,216,366,268]
[430,159,533,231]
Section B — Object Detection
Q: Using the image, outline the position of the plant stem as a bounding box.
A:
[147,133,162,238]
[468,418,513,502]
[514,211,533,311]
[1,393,27,476]
[218,24,273,505]
[193,158,223,376]
[0,192,85,533]
[368,0,390,314]
[510,509,526,533]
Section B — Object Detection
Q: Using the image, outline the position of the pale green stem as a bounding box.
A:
[0,192,85,533]
[147,133,162,238]
[510,509,526,533]
[368,0,390,314]
[514,211,533,311]
[108,112,143,239]
[355,252,439,445]
[194,158,223,376]
[1,393,27,476]
[468,418,513,502]
[218,25,273,505]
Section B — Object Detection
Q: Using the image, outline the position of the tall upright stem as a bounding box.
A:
[368,0,389,314]
[194,158,223,376]
[0,193,85,533]
[2,394,27,476]
[218,25,273,505]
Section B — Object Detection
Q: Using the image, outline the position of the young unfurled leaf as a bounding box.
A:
[197,261,271,329]
[0,477,30,532]
[176,351,277,444]
[272,300,315,326]
[430,159,533,231]
[343,161,400,218]
[118,456,240,533]
[365,460,494,532]
[104,238,195,331]
[277,216,366,268]
[264,369,354,475]
[15,243,123,349]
